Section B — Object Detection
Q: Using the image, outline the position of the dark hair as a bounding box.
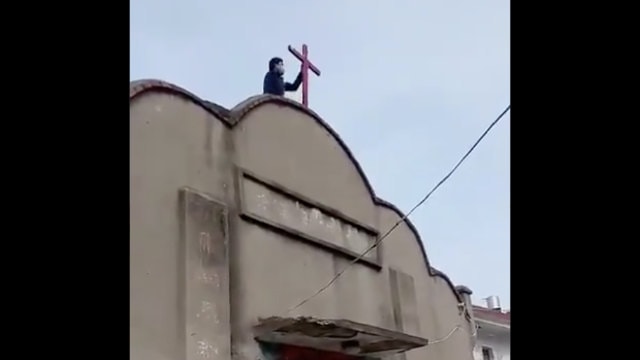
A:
[269,57,283,71]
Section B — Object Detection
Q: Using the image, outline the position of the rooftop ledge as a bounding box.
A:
[253,316,429,357]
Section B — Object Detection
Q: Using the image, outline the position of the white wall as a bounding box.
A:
[473,334,510,360]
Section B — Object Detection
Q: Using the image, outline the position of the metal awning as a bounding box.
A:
[253,316,429,357]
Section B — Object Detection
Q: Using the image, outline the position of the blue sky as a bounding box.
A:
[131,0,510,309]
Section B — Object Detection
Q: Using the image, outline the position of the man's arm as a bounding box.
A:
[284,72,303,92]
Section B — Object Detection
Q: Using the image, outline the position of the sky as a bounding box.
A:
[130,0,510,309]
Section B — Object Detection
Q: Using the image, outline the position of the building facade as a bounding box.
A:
[130,79,476,360]
[471,299,510,360]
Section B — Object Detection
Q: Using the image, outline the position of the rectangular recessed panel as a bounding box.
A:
[396,270,419,335]
[179,188,230,360]
[241,176,378,262]
[389,268,404,332]
[389,268,419,335]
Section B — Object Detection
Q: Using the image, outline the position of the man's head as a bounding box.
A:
[269,57,285,75]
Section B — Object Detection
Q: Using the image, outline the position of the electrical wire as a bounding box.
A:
[286,105,511,314]
[430,301,480,345]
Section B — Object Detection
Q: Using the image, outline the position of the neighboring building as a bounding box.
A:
[130,79,477,360]
[471,297,510,360]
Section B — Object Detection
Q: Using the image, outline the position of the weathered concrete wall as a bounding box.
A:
[231,104,387,359]
[234,103,376,227]
[379,207,475,360]
[130,91,234,360]
[130,80,474,360]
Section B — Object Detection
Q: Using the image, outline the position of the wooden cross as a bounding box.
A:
[288,44,321,107]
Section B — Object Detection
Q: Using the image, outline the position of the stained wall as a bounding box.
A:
[130,80,475,360]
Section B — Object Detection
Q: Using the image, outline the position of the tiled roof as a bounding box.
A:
[472,305,510,325]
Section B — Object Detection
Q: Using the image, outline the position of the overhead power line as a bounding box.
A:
[286,105,511,314]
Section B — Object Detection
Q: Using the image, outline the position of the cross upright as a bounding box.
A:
[288,44,321,107]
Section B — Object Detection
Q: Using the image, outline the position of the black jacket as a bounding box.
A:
[263,71,303,96]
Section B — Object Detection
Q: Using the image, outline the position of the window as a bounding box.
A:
[482,347,495,360]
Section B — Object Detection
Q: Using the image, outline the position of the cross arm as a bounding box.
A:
[288,45,321,76]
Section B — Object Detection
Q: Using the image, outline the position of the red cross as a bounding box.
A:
[288,44,321,107]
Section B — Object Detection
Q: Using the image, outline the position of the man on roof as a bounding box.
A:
[263,57,303,96]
